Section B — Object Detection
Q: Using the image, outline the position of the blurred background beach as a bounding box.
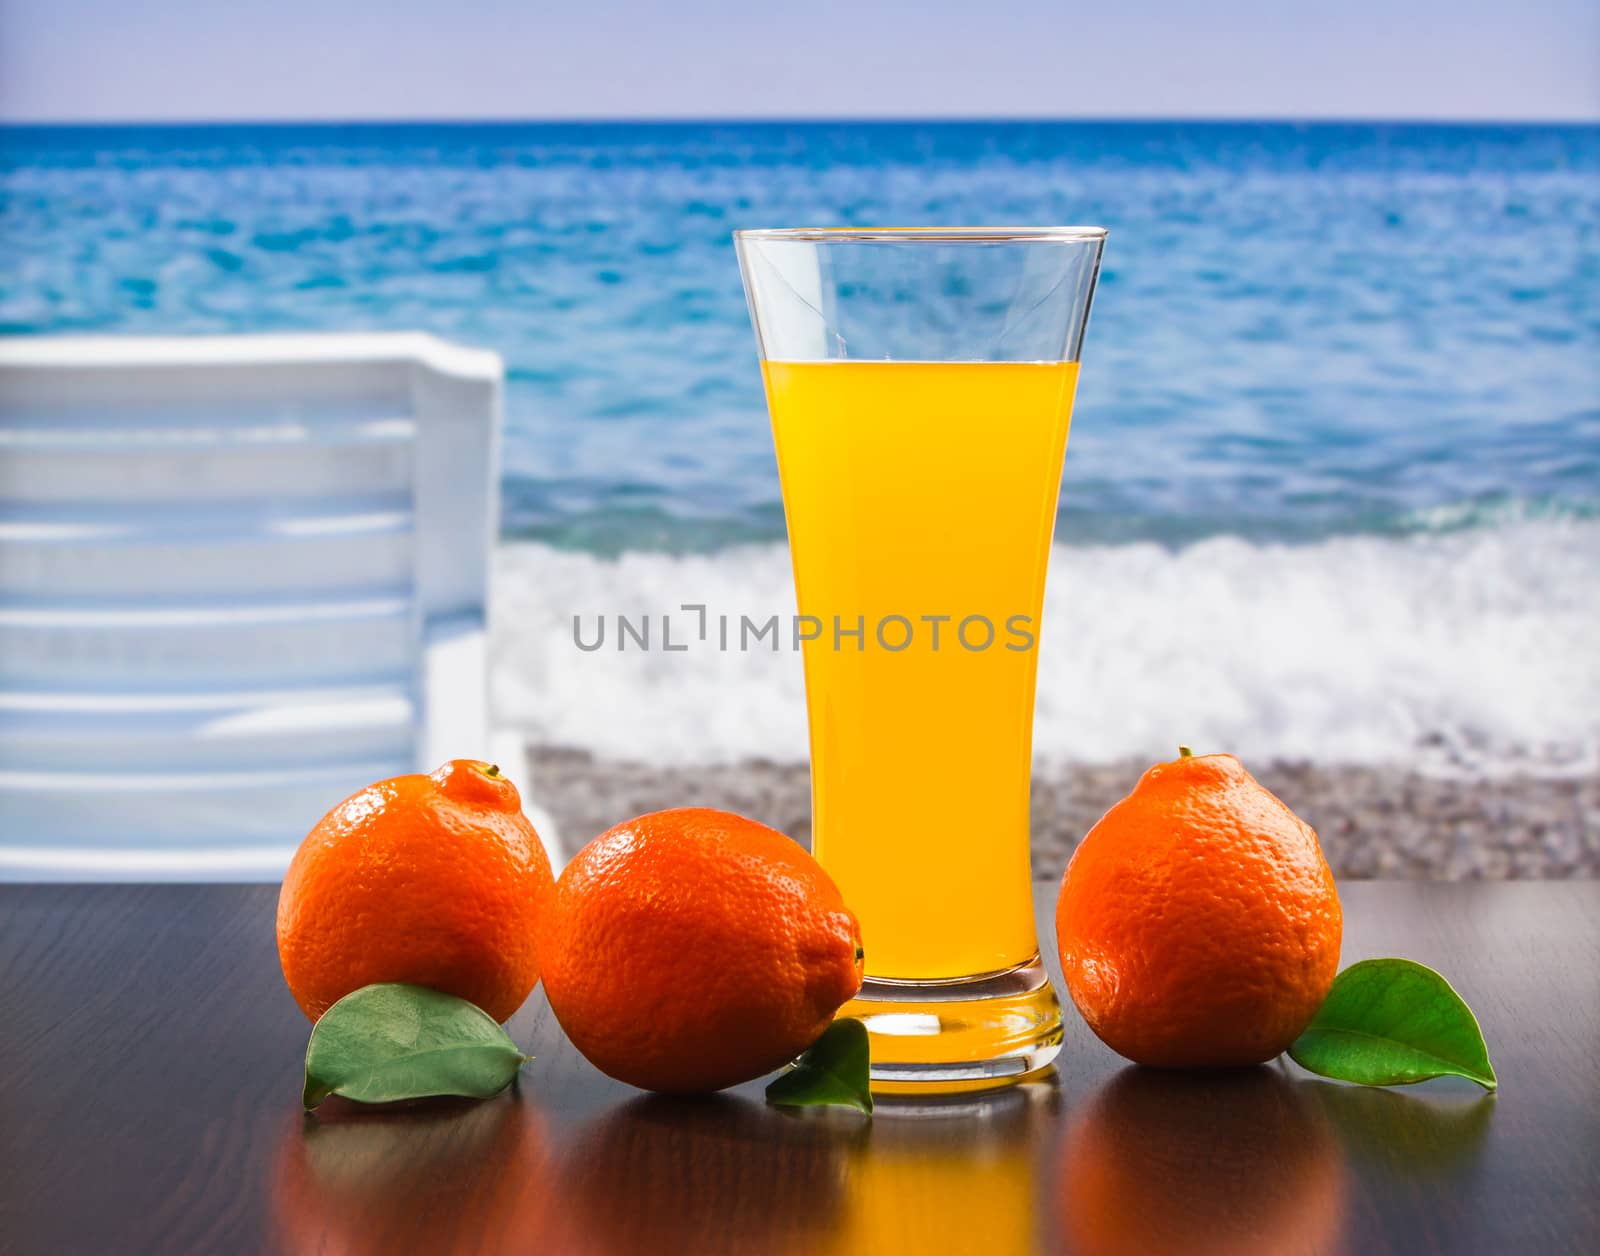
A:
[3,4,1597,876]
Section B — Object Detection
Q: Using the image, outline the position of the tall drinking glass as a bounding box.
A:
[736,227,1105,1091]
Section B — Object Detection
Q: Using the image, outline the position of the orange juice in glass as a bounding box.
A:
[737,228,1105,1091]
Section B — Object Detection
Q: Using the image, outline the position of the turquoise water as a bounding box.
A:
[2,121,1597,767]
[3,121,1597,551]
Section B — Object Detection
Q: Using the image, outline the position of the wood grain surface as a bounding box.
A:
[1,882,1595,1254]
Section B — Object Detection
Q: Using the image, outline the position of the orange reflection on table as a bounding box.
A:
[273,1095,557,1255]
[553,1093,855,1255]
[1055,1067,1346,1256]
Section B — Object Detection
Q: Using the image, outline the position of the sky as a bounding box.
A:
[1,0,1596,123]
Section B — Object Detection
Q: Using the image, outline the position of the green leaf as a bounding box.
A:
[765,1018,873,1114]
[302,983,532,1110]
[1288,959,1497,1090]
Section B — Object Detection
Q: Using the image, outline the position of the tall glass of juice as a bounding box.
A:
[735,227,1106,1091]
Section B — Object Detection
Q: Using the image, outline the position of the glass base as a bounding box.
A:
[843,953,1063,1095]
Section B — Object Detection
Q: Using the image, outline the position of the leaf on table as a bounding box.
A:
[766,1018,873,1114]
[1288,958,1497,1090]
[302,983,532,1110]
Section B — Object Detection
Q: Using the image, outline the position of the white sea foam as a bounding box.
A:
[490,519,1600,775]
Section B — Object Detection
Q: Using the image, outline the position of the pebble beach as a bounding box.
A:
[518,745,1600,880]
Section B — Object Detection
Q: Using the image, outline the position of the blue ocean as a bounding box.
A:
[3,121,1597,769]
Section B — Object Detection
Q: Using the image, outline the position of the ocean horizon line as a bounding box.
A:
[3,114,1599,133]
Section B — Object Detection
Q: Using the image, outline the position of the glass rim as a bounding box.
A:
[734,225,1107,244]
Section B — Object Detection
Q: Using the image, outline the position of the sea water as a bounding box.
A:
[3,121,1595,772]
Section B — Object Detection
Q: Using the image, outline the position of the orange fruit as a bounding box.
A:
[277,760,554,1023]
[541,807,864,1093]
[1055,750,1341,1068]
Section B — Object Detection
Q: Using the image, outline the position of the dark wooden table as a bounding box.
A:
[2,883,1596,1254]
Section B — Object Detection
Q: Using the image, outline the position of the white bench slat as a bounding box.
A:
[0,759,410,845]
[0,350,416,411]
[0,500,413,599]
[0,594,414,689]
[0,687,416,770]
[0,842,302,882]
[0,418,415,505]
